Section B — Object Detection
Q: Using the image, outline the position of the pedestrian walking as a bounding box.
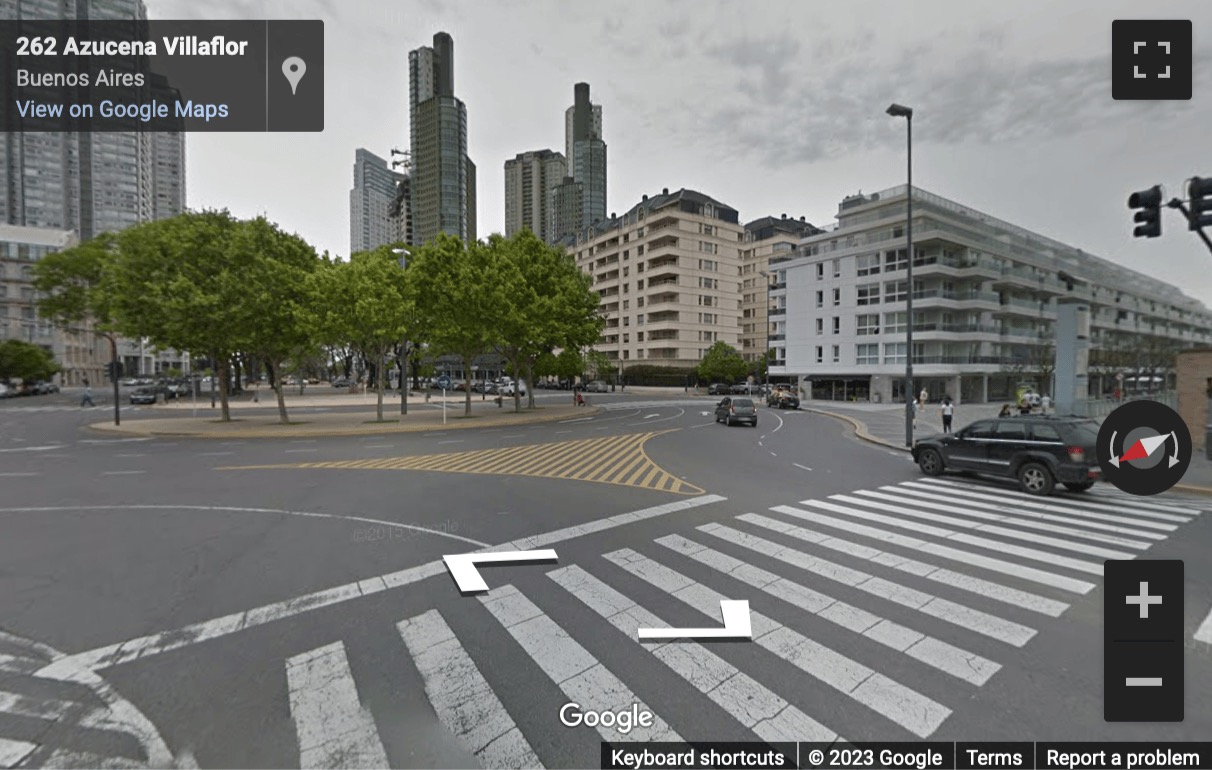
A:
[1040,394,1051,414]
[80,378,95,408]
[940,396,954,434]
[998,404,1012,418]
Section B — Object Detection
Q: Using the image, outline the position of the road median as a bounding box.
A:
[86,403,601,439]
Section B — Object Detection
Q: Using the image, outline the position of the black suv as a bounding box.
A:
[911,415,1101,496]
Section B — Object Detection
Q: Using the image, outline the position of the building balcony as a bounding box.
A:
[648,293,680,306]
[646,330,680,342]
[912,323,1001,335]
[646,311,680,324]
[769,307,786,316]
[769,334,785,342]
[771,282,787,291]
[647,277,679,289]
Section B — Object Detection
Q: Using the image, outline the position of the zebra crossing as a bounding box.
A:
[263,479,1206,767]
[4,479,1207,768]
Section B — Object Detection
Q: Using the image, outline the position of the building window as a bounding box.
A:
[699,259,717,271]
[884,280,908,303]
[623,300,630,310]
[700,313,716,324]
[701,224,714,235]
[815,345,824,363]
[832,317,841,335]
[856,314,879,335]
[637,314,645,324]
[699,242,717,254]
[815,290,824,308]
[637,245,644,255]
[637,297,645,307]
[815,318,824,335]
[816,263,824,280]
[832,287,841,306]
[884,342,906,364]
[884,249,907,272]
[832,259,841,278]
[637,332,644,342]
[699,295,713,307]
[856,343,878,364]
[884,311,906,333]
[856,253,880,277]
[699,277,717,289]
[856,283,880,306]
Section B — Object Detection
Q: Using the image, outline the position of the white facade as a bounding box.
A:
[771,186,1212,403]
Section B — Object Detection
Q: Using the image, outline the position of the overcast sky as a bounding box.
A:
[147,0,1212,305]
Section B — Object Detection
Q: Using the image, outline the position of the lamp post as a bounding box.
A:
[392,247,409,415]
[759,269,772,395]
[887,102,914,447]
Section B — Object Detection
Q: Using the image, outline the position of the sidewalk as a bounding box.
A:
[803,399,1212,496]
[88,399,601,439]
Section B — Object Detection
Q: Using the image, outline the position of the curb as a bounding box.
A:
[805,407,910,453]
[84,405,603,439]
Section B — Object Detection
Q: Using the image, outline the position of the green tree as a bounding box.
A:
[407,235,497,417]
[31,233,124,418]
[308,246,415,422]
[697,341,748,384]
[108,210,245,420]
[229,217,320,424]
[488,230,603,411]
[0,340,60,383]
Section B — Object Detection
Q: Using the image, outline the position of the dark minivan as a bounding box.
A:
[715,397,758,427]
[911,415,1101,496]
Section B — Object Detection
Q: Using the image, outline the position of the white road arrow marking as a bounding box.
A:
[638,599,752,640]
[644,414,660,419]
[443,550,558,595]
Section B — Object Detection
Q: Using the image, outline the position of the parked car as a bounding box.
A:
[767,389,799,409]
[331,378,353,388]
[0,383,10,398]
[584,380,609,393]
[715,396,758,427]
[911,414,1101,496]
[707,383,730,396]
[129,387,158,405]
[500,380,528,396]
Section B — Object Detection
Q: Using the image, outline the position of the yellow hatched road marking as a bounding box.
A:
[220,429,705,494]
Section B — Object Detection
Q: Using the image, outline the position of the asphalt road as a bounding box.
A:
[0,391,1210,768]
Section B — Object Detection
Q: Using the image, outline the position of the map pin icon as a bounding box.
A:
[282,56,306,95]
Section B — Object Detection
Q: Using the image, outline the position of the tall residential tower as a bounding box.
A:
[503,149,566,242]
[408,32,476,245]
[550,83,606,242]
[349,148,406,253]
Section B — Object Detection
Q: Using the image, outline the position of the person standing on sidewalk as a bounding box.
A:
[80,378,95,408]
[940,396,954,434]
[1040,394,1051,414]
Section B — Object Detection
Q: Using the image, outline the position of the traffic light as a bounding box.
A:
[1128,185,1163,238]
[1188,177,1212,231]
[105,361,123,381]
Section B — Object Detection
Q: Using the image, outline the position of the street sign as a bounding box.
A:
[437,375,452,390]
[1117,373,1125,381]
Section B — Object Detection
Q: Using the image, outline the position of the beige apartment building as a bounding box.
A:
[739,215,822,365]
[569,188,744,374]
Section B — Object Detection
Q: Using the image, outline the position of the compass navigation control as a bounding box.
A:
[1096,401,1191,496]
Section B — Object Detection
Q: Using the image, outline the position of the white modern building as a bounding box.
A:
[740,215,822,366]
[769,185,1212,403]
[569,188,744,374]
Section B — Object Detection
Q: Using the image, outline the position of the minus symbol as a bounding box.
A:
[1125,677,1163,687]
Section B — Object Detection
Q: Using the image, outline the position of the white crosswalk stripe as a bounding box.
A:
[398,610,542,769]
[286,642,389,769]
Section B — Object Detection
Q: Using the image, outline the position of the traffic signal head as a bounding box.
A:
[1188,177,1212,231]
[1128,185,1163,238]
[105,361,123,380]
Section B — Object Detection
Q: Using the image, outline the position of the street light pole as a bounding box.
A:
[759,269,771,394]
[887,102,914,447]
[392,247,409,416]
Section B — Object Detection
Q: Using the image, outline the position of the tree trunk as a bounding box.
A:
[217,357,232,421]
[376,350,386,421]
[267,359,290,424]
[525,360,536,409]
[462,354,474,416]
